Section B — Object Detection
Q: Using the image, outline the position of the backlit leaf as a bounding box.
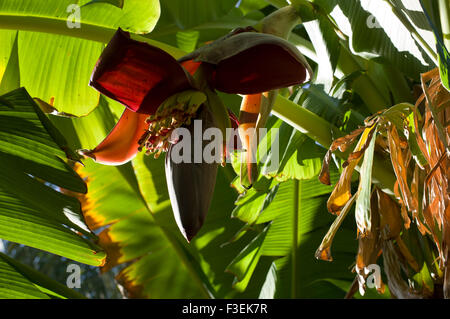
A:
[327,122,377,215]
[355,130,376,236]
[0,0,161,116]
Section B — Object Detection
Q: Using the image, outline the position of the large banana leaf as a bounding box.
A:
[0,88,85,192]
[0,88,105,267]
[312,0,436,80]
[160,0,238,29]
[259,178,357,298]
[150,0,261,54]
[303,13,340,92]
[70,152,272,298]
[224,113,361,297]
[0,252,85,299]
[0,0,160,116]
[51,93,270,298]
[226,169,360,298]
[50,94,205,298]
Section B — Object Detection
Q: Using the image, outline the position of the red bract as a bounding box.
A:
[211,43,308,94]
[83,29,201,165]
[90,28,193,114]
[79,109,149,165]
[179,31,312,94]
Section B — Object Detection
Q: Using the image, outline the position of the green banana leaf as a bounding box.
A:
[0,252,85,299]
[312,0,436,80]
[0,88,105,267]
[0,0,160,116]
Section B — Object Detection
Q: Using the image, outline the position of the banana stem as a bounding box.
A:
[439,0,450,52]
[0,14,186,58]
[272,94,339,148]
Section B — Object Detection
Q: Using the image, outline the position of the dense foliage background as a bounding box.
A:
[0,0,448,299]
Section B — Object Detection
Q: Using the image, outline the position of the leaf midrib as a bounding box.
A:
[0,14,186,58]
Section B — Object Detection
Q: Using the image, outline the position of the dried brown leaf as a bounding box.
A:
[355,191,383,295]
[327,123,377,214]
[396,236,420,273]
[388,124,417,214]
[319,126,366,185]
[377,188,402,240]
[393,181,411,229]
[410,164,430,235]
[318,150,332,185]
[98,227,123,273]
[356,192,381,269]
[115,269,146,298]
[315,195,356,261]
[382,240,425,299]
[62,164,107,231]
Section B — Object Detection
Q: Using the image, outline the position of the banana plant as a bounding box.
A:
[0,0,449,300]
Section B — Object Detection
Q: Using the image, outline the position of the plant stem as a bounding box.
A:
[272,94,339,148]
[0,15,186,58]
[0,15,112,42]
[439,0,450,52]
